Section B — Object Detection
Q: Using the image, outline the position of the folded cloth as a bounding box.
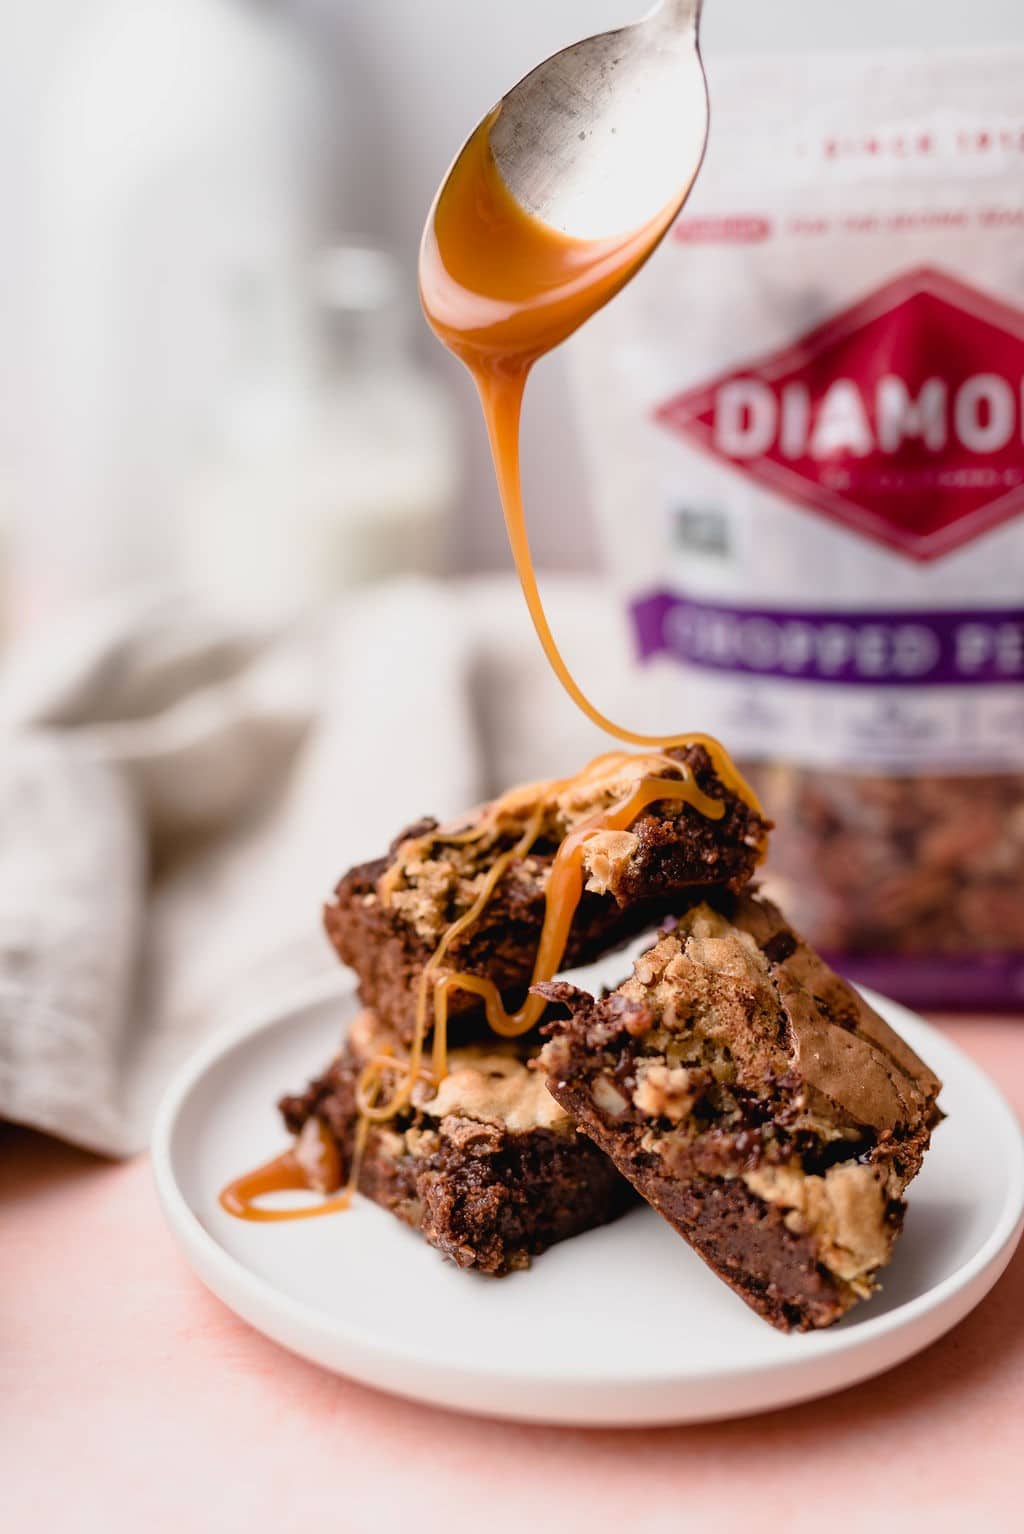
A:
[0,575,638,1156]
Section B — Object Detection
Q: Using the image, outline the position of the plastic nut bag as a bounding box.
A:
[569,48,1024,1007]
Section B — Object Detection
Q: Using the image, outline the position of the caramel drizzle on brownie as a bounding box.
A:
[355,746,740,1123]
[220,739,758,1220]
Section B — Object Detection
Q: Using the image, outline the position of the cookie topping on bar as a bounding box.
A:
[419,1055,571,1135]
[349,1008,571,1134]
[609,903,938,1134]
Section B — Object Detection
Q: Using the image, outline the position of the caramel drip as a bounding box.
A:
[217,1153,349,1223]
[219,1083,373,1223]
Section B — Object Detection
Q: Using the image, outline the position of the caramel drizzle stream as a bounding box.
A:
[420,117,725,760]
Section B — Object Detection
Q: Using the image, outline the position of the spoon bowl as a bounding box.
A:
[418,0,714,751]
[487,0,708,243]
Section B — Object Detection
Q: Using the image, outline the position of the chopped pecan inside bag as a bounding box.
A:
[749,765,1024,959]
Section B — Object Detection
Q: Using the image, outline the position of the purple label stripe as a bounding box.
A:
[826,952,1024,1011]
[631,590,1024,686]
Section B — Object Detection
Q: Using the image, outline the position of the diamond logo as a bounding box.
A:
[655,267,1024,561]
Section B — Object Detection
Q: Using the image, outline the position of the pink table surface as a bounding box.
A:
[4,1016,1023,1534]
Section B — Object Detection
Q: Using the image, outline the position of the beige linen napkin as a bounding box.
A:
[0,575,640,1156]
[0,581,485,1153]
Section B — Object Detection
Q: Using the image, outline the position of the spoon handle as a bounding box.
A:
[653,0,703,33]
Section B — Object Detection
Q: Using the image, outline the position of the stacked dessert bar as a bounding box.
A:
[280,745,942,1329]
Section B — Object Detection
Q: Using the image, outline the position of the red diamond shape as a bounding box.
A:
[655,267,1024,561]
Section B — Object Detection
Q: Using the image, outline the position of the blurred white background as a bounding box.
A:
[1,1,1022,1153]
[2,0,1022,629]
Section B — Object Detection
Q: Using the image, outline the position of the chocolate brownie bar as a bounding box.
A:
[279,1009,634,1275]
[325,744,769,1045]
[537,896,942,1330]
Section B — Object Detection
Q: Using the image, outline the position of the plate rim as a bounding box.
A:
[152,977,1024,1410]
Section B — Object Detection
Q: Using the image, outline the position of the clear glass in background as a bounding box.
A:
[10,0,333,630]
[182,242,460,616]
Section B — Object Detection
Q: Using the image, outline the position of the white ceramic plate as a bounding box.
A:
[153,964,1024,1426]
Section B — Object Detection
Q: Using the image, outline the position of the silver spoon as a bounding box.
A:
[486,0,708,243]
